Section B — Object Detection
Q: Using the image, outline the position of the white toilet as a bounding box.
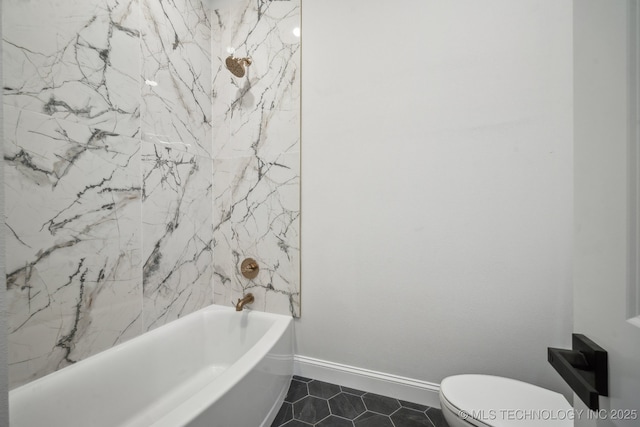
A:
[439,375,573,427]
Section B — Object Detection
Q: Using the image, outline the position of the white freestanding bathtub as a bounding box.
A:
[9,305,293,427]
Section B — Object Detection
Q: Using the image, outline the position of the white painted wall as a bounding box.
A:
[297,0,573,399]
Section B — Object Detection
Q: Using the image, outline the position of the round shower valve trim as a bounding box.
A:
[240,258,259,279]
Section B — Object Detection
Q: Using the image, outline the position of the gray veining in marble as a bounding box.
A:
[212,0,301,317]
[4,104,143,387]
[3,0,300,388]
[3,0,141,137]
[141,143,214,330]
[141,0,213,159]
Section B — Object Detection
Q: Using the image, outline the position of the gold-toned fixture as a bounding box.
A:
[235,293,255,311]
[225,55,252,78]
[240,258,259,279]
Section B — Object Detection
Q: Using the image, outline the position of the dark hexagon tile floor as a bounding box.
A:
[271,376,450,427]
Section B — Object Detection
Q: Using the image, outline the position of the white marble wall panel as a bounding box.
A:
[4,106,142,388]
[213,151,300,316]
[2,0,141,137]
[211,0,300,317]
[211,1,300,316]
[140,0,213,159]
[3,0,299,389]
[139,0,214,329]
[212,0,300,160]
[141,143,213,330]
[3,0,216,388]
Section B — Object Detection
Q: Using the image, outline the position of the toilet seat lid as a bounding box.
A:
[440,375,573,427]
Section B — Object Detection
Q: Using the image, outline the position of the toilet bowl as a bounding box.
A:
[439,375,573,427]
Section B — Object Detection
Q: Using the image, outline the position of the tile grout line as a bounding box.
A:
[275,376,448,427]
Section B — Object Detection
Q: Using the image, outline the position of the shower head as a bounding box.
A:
[225,56,252,78]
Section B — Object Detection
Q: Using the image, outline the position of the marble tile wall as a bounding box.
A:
[139,0,214,331]
[3,0,300,389]
[211,0,301,317]
[2,0,214,389]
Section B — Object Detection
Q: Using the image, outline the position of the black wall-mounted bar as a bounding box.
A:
[548,334,608,411]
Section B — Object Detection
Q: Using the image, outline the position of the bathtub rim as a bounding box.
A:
[9,304,294,427]
[149,306,293,427]
[9,304,286,393]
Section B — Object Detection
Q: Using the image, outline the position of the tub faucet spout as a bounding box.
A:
[235,293,255,311]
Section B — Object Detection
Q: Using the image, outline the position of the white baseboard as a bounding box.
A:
[293,355,441,409]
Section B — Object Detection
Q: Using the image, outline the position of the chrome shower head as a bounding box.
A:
[225,56,252,78]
